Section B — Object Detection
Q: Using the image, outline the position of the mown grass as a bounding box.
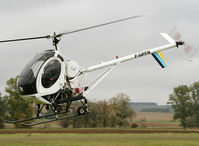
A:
[0,133,199,146]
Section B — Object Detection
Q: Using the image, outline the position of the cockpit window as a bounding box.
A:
[41,59,61,88]
[18,50,55,95]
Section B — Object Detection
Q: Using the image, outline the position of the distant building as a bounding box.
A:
[129,102,173,113]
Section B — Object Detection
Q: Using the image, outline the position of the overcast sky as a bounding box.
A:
[0,0,198,105]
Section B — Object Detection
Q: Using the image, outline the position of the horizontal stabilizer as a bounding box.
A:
[152,51,167,68]
[160,33,175,44]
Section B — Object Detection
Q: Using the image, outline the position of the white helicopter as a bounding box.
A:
[1,14,185,126]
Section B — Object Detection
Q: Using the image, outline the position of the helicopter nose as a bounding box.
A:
[17,76,37,95]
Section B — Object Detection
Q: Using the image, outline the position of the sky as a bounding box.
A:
[0,0,198,105]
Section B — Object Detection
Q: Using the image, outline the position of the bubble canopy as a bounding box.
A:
[17,50,61,95]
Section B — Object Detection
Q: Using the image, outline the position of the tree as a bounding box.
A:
[88,100,112,128]
[189,81,199,127]
[98,101,110,127]
[0,92,6,128]
[167,85,191,128]
[4,77,34,128]
[109,93,135,127]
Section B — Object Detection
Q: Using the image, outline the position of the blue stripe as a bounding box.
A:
[155,52,167,67]
[154,52,167,68]
[152,53,165,68]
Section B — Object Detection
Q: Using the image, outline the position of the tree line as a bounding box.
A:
[168,81,199,128]
[0,77,135,128]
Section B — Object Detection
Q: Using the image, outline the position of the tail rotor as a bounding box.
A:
[170,28,197,61]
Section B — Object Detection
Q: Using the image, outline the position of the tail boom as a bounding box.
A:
[81,33,180,73]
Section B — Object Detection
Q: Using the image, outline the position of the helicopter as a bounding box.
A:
[1,14,185,126]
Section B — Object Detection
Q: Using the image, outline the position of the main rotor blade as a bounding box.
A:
[57,13,150,37]
[0,35,51,43]
[0,13,154,44]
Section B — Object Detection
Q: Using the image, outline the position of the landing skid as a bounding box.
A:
[4,94,89,126]
[4,111,68,124]
[22,113,85,126]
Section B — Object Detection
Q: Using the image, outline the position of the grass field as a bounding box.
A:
[1,112,189,145]
[0,133,199,146]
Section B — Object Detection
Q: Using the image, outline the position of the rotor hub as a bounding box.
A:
[52,33,61,50]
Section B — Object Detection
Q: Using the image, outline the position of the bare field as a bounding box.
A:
[131,112,180,128]
[134,112,174,121]
[135,122,180,128]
